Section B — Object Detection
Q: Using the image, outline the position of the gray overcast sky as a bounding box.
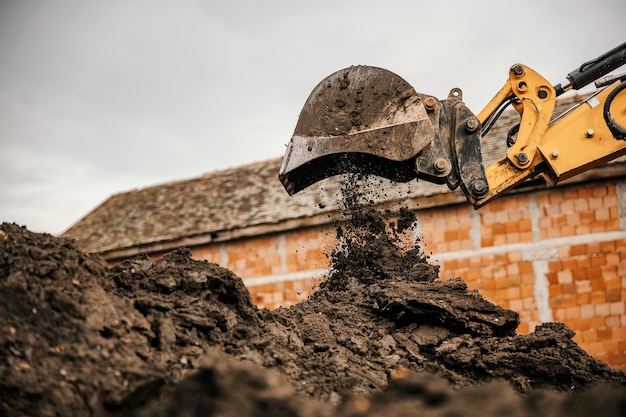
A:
[1,0,625,235]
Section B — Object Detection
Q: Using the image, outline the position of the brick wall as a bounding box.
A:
[190,179,626,370]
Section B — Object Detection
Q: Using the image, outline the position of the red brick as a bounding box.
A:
[519,262,534,274]
[609,302,625,315]
[550,285,563,297]
[603,341,620,355]
[589,316,606,329]
[606,253,621,266]
[563,225,578,236]
[521,286,535,298]
[580,210,595,223]
[589,197,603,209]
[590,279,606,291]
[494,288,508,301]
[612,326,626,339]
[590,254,605,267]
[606,279,622,290]
[595,303,611,316]
[554,309,565,321]
[606,289,622,303]
[480,277,495,291]
[586,341,605,356]
[575,224,591,235]
[595,233,616,249]
[509,299,524,312]
[580,303,595,319]
[562,283,577,295]
[590,292,606,304]
[575,293,591,305]
[588,242,601,254]
[570,244,587,256]
[597,328,613,340]
[595,208,611,221]
[504,222,518,233]
[578,318,593,330]
[548,260,560,272]
[507,287,521,299]
[578,187,593,198]
[605,219,621,231]
[522,297,536,310]
[545,272,558,285]
[444,259,458,270]
[608,352,626,369]
[587,267,603,280]
[517,323,531,334]
[444,230,458,240]
[591,222,606,233]
[560,295,577,308]
[605,315,621,327]
[581,329,598,342]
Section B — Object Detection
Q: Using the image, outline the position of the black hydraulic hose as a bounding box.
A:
[506,124,520,147]
[480,97,513,137]
[603,81,626,140]
[568,42,626,91]
[555,42,626,96]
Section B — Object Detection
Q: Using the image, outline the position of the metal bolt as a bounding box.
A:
[586,129,595,138]
[434,158,448,174]
[465,118,479,132]
[516,153,529,164]
[551,150,559,158]
[537,89,548,99]
[424,96,437,111]
[471,179,488,196]
[517,81,528,92]
[511,65,525,76]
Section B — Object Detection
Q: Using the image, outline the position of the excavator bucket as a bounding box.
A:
[279,66,436,195]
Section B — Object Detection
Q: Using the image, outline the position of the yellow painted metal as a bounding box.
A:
[472,80,626,208]
[477,64,556,169]
[538,83,626,182]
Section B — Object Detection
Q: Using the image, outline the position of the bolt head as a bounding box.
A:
[516,153,529,164]
[551,150,559,158]
[586,129,595,138]
[465,118,479,132]
[424,96,437,111]
[511,64,525,76]
[434,158,448,174]
[471,179,488,196]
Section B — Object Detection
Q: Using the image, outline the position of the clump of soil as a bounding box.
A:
[1,201,625,417]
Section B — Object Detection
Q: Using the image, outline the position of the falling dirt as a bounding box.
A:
[1,188,625,416]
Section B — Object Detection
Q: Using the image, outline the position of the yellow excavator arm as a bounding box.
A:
[279,43,626,208]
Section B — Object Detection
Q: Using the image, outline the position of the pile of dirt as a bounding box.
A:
[1,199,625,416]
[0,224,262,415]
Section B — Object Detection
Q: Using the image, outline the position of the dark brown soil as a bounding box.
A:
[1,199,625,416]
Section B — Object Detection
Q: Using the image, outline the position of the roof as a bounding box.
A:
[62,93,623,258]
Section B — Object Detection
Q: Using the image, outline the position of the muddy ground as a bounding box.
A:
[1,201,625,416]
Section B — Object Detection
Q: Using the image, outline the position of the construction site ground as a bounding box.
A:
[1,191,625,416]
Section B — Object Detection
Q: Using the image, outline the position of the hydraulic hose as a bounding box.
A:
[603,81,626,140]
